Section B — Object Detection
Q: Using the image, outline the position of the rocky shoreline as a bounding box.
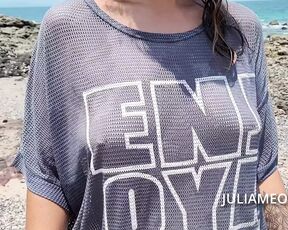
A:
[268,20,288,30]
[0,15,288,229]
[0,16,39,79]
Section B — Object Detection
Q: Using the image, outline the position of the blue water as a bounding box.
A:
[237,0,288,23]
[0,7,49,23]
[0,0,287,36]
[237,0,288,36]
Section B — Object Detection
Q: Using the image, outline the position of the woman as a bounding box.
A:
[11,0,287,229]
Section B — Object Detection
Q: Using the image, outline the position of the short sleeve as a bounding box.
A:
[253,17,279,184]
[10,17,70,211]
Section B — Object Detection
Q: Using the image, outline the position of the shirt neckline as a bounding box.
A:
[84,0,206,43]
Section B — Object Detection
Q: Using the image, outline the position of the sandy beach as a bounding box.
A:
[0,15,288,229]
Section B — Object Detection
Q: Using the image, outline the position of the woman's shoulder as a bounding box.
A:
[39,0,93,34]
[227,1,262,27]
[227,1,263,50]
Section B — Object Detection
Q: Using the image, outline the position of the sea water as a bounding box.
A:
[237,0,288,36]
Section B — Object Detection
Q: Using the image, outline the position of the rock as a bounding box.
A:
[279,40,288,46]
[269,35,285,42]
[0,158,6,171]
[282,27,288,30]
[0,167,21,186]
[266,35,288,115]
[278,49,288,56]
[283,22,288,26]
[269,20,280,26]
[0,15,39,78]
[0,15,37,28]
[5,155,17,167]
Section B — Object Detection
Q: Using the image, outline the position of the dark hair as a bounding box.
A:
[199,0,250,70]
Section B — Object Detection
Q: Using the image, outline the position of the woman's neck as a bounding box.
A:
[94,0,203,33]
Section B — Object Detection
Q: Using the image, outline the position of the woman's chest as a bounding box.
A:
[54,68,263,221]
[55,65,261,175]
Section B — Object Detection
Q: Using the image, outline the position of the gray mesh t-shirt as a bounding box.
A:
[11,0,279,229]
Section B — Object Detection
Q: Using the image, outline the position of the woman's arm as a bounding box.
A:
[26,190,69,230]
[258,168,288,229]
[259,168,286,194]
